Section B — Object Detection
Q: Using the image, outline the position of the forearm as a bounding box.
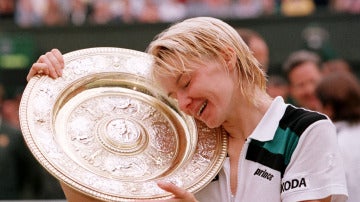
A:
[60,182,102,202]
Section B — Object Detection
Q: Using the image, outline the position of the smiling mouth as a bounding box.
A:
[197,101,208,117]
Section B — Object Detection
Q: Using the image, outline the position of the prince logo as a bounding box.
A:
[253,168,274,181]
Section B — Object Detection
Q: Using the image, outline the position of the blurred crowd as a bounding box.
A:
[1,25,360,200]
[0,0,359,27]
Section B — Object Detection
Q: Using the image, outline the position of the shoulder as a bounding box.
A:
[279,105,328,137]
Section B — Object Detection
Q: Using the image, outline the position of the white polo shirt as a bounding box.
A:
[195,97,348,202]
[334,121,360,202]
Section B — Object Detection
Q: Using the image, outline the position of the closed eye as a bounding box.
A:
[184,79,190,88]
[179,73,191,89]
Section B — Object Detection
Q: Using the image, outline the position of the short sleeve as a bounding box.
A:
[281,120,348,202]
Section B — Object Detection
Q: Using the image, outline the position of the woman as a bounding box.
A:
[27,17,347,202]
[316,71,360,202]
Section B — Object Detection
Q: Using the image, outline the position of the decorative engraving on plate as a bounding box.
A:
[106,118,140,144]
[61,94,178,181]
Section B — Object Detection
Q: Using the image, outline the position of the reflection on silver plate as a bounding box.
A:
[19,47,228,201]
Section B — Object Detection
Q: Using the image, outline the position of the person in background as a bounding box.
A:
[68,0,89,25]
[185,0,232,19]
[282,49,322,111]
[237,28,269,72]
[316,71,360,202]
[88,0,116,25]
[136,0,160,23]
[0,83,65,200]
[42,0,68,26]
[231,0,264,19]
[157,0,186,23]
[266,74,289,99]
[330,0,360,14]
[321,58,352,76]
[237,28,289,100]
[0,0,15,18]
[0,83,36,199]
[1,87,23,130]
[281,0,316,16]
[27,17,348,202]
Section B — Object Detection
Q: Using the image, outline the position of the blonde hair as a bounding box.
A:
[146,17,266,102]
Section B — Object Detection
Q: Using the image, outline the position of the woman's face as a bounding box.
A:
[157,58,236,128]
[288,61,322,111]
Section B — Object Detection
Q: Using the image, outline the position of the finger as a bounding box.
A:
[50,48,64,76]
[157,181,189,199]
[45,50,63,77]
[26,63,49,81]
[38,54,59,79]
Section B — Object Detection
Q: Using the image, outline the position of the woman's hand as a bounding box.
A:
[27,48,64,81]
[139,181,199,202]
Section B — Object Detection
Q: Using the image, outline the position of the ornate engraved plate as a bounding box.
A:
[19,47,228,201]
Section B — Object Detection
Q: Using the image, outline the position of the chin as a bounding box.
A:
[203,120,222,129]
[195,115,222,129]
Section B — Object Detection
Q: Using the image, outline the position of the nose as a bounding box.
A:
[304,81,316,96]
[176,90,191,113]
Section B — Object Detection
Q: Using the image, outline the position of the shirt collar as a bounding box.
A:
[249,96,287,142]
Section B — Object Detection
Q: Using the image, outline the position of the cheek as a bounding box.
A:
[290,85,303,97]
[213,81,234,109]
[212,79,234,97]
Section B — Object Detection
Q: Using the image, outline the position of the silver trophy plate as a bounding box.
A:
[19,47,227,201]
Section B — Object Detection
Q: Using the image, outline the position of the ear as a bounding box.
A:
[221,47,237,72]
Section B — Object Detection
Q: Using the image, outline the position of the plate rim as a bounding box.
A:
[19,47,228,201]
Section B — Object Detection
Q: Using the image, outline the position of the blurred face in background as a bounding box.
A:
[288,61,322,111]
[248,36,269,72]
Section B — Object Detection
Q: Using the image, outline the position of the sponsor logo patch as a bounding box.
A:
[281,177,307,193]
[253,168,274,181]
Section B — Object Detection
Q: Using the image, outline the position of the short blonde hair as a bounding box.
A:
[146,17,266,101]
